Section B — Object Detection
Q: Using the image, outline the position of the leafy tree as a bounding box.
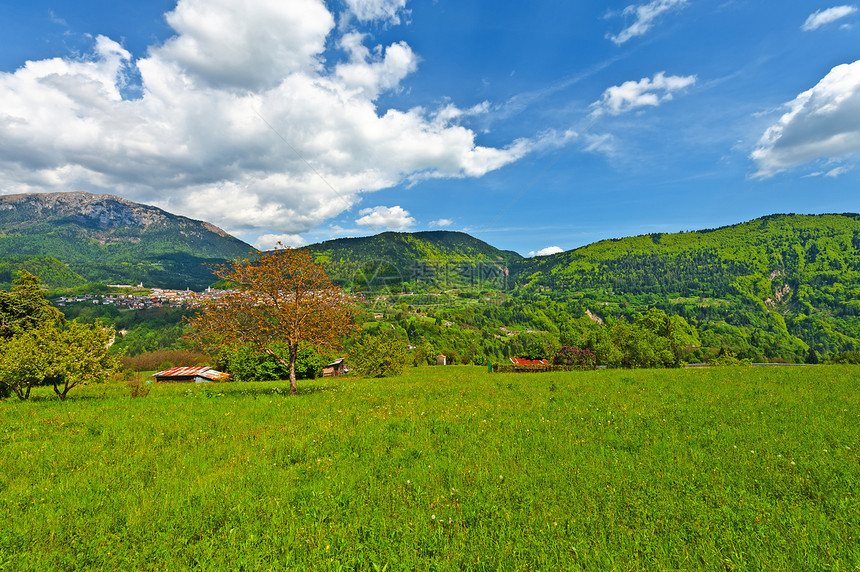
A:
[215,343,326,381]
[0,271,62,339]
[0,312,118,401]
[188,246,354,395]
[412,339,435,366]
[45,321,120,400]
[350,333,407,377]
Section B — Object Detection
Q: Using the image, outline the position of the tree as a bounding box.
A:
[0,271,62,339]
[350,332,407,378]
[188,246,354,395]
[47,321,120,400]
[0,307,119,401]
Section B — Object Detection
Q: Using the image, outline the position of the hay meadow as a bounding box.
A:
[1,365,858,570]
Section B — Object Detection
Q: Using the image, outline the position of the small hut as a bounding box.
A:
[509,358,551,372]
[436,354,447,366]
[153,366,230,383]
[322,358,346,377]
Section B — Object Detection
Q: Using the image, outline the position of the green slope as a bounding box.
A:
[304,231,522,290]
[512,213,860,358]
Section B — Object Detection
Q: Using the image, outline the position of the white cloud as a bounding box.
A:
[254,233,308,250]
[826,165,853,177]
[355,205,415,230]
[159,0,334,90]
[751,60,860,177]
[429,218,453,227]
[802,5,857,31]
[529,246,564,257]
[335,33,418,99]
[591,72,696,116]
[583,133,618,156]
[606,0,688,45]
[0,0,539,239]
[343,0,410,25]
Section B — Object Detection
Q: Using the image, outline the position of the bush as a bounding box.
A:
[552,346,597,370]
[710,349,752,366]
[828,350,860,364]
[127,374,151,398]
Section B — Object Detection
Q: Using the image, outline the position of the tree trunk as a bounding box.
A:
[265,347,299,396]
[288,342,298,396]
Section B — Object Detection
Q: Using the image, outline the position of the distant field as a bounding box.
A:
[1,366,858,570]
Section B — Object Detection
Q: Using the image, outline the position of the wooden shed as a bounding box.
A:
[436,355,447,366]
[509,358,551,372]
[153,366,230,383]
[322,358,346,377]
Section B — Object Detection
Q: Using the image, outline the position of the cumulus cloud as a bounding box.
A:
[606,0,688,45]
[429,218,453,227]
[0,0,541,245]
[343,0,410,25]
[529,246,564,257]
[355,205,416,230]
[591,72,696,116]
[254,233,308,250]
[802,5,857,31]
[751,60,860,177]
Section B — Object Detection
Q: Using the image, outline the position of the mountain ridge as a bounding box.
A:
[0,191,254,290]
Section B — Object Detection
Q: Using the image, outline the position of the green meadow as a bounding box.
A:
[1,366,858,571]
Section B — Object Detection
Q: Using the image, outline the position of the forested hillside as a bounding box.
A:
[304,231,521,289]
[512,213,860,360]
[10,199,860,364]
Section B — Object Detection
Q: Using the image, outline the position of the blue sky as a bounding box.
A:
[1,1,859,256]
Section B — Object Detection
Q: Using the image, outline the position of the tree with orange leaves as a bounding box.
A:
[188,246,354,395]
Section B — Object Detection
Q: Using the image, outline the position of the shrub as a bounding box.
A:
[127,374,151,398]
[552,346,597,370]
[710,349,752,366]
[828,350,860,364]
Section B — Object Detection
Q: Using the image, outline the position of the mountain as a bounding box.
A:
[6,195,859,361]
[303,231,522,290]
[0,192,254,290]
[512,213,860,359]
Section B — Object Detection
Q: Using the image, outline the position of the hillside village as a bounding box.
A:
[54,286,233,310]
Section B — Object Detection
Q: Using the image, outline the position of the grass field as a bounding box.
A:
[1,366,858,570]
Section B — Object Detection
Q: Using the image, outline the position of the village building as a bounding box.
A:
[153,366,230,383]
[509,357,551,372]
[322,358,346,377]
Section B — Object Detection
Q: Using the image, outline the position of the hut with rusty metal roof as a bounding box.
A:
[153,366,230,383]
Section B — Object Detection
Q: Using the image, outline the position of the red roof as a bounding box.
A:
[509,358,551,366]
[153,366,229,381]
